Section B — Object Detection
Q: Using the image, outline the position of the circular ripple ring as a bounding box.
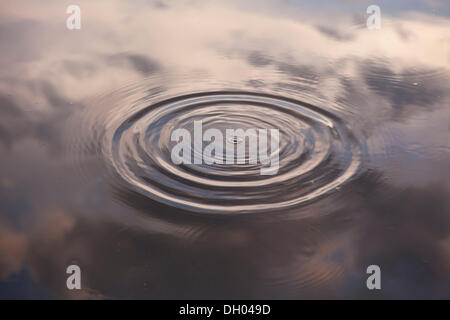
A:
[107,91,364,214]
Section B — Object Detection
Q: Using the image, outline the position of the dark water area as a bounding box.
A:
[0,0,449,299]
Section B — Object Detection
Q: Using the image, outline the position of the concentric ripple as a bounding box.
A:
[94,90,364,214]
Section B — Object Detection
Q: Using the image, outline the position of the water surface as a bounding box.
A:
[0,0,449,299]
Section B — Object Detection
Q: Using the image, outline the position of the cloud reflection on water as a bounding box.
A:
[0,0,449,298]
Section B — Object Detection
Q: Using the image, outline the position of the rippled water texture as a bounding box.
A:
[95,88,364,214]
[0,0,450,299]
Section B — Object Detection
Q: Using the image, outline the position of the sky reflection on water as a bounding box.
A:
[0,0,449,299]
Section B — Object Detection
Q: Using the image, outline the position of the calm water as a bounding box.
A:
[0,0,449,299]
